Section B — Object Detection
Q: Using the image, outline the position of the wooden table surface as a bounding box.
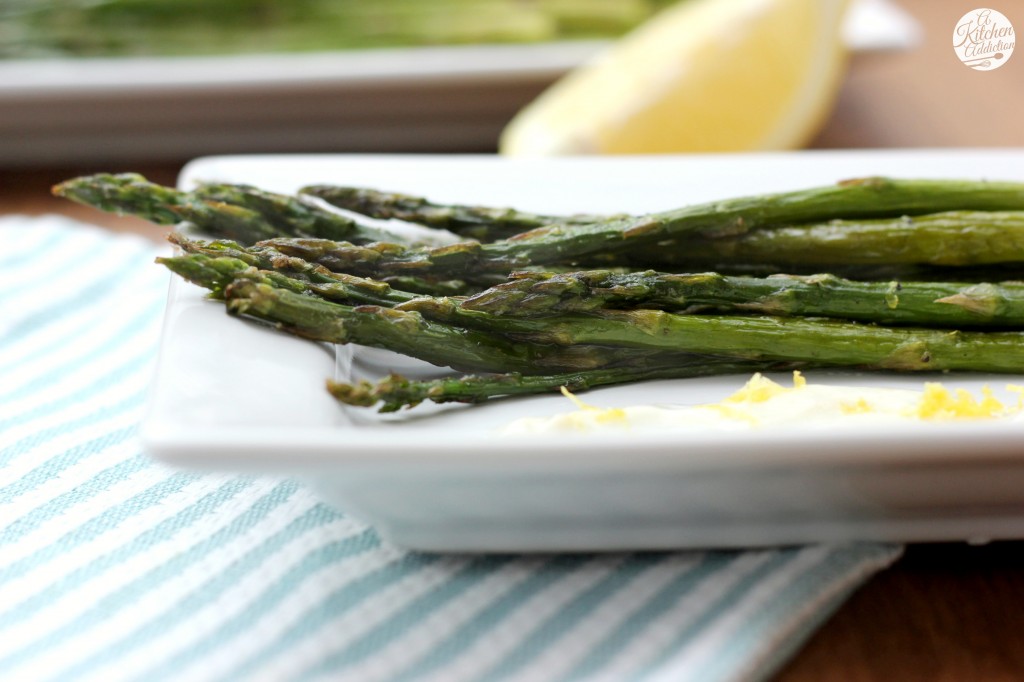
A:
[4,1,1024,680]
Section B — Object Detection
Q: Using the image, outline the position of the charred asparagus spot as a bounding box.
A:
[300,184,614,242]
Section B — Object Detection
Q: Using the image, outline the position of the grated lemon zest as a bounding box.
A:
[560,385,593,411]
[915,383,1010,420]
[840,398,873,415]
[560,386,628,424]
[723,373,787,404]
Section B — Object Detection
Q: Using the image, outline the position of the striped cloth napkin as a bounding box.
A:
[0,216,901,682]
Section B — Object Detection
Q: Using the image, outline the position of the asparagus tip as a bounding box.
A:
[326,379,377,407]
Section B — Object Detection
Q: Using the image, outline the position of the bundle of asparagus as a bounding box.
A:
[7,0,676,59]
[54,173,1024,412]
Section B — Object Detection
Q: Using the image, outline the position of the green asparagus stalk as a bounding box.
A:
[158,252,1024,417]
[191,182,401,243]
[253,236,497,280]
[169,232,480,297]
[226,278,779,375]
[632,211,1024,269]
[54,173,189,225]
[163,253,1024,374]
[262,178,1024,280]
[53,173,404,246]
[375,275,481,297]
[13,0,669,60]
[327,360,784,412]
[160,252,583,346]
[256,232,1024,288]
[300,185,614,241]
[157,252,421,311]
[462,269,1024,327]
[59,174,1024,278]
[156,252,695,342]
[170,253,1024,374]
[157,254,277,298]
[159,254,721,375]
[301,183,1024,255]
[166,236,421,306]
[392,297,1024,372]
[223,281,547,374]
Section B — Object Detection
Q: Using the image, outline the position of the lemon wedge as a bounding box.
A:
[500,0,850,155]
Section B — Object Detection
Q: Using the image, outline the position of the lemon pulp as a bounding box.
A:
[501,0,850,155]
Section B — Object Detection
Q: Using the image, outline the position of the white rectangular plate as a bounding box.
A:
[144,151,1024,551]
[0,0,917,166]
[0,43,599,165]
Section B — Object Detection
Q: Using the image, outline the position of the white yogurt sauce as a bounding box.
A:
[503,372,1024,434]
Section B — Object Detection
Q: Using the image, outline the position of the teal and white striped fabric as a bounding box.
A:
[1,216,901,682]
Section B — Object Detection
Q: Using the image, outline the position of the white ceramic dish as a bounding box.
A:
[0,42,601,165]
[143,150,1024,552]
[0,0,918,166]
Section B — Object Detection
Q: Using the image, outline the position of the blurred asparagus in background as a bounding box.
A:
[1,0,678,58]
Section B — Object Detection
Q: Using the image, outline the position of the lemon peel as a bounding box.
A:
[914,383,1010,420]
[559,386,628,425]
